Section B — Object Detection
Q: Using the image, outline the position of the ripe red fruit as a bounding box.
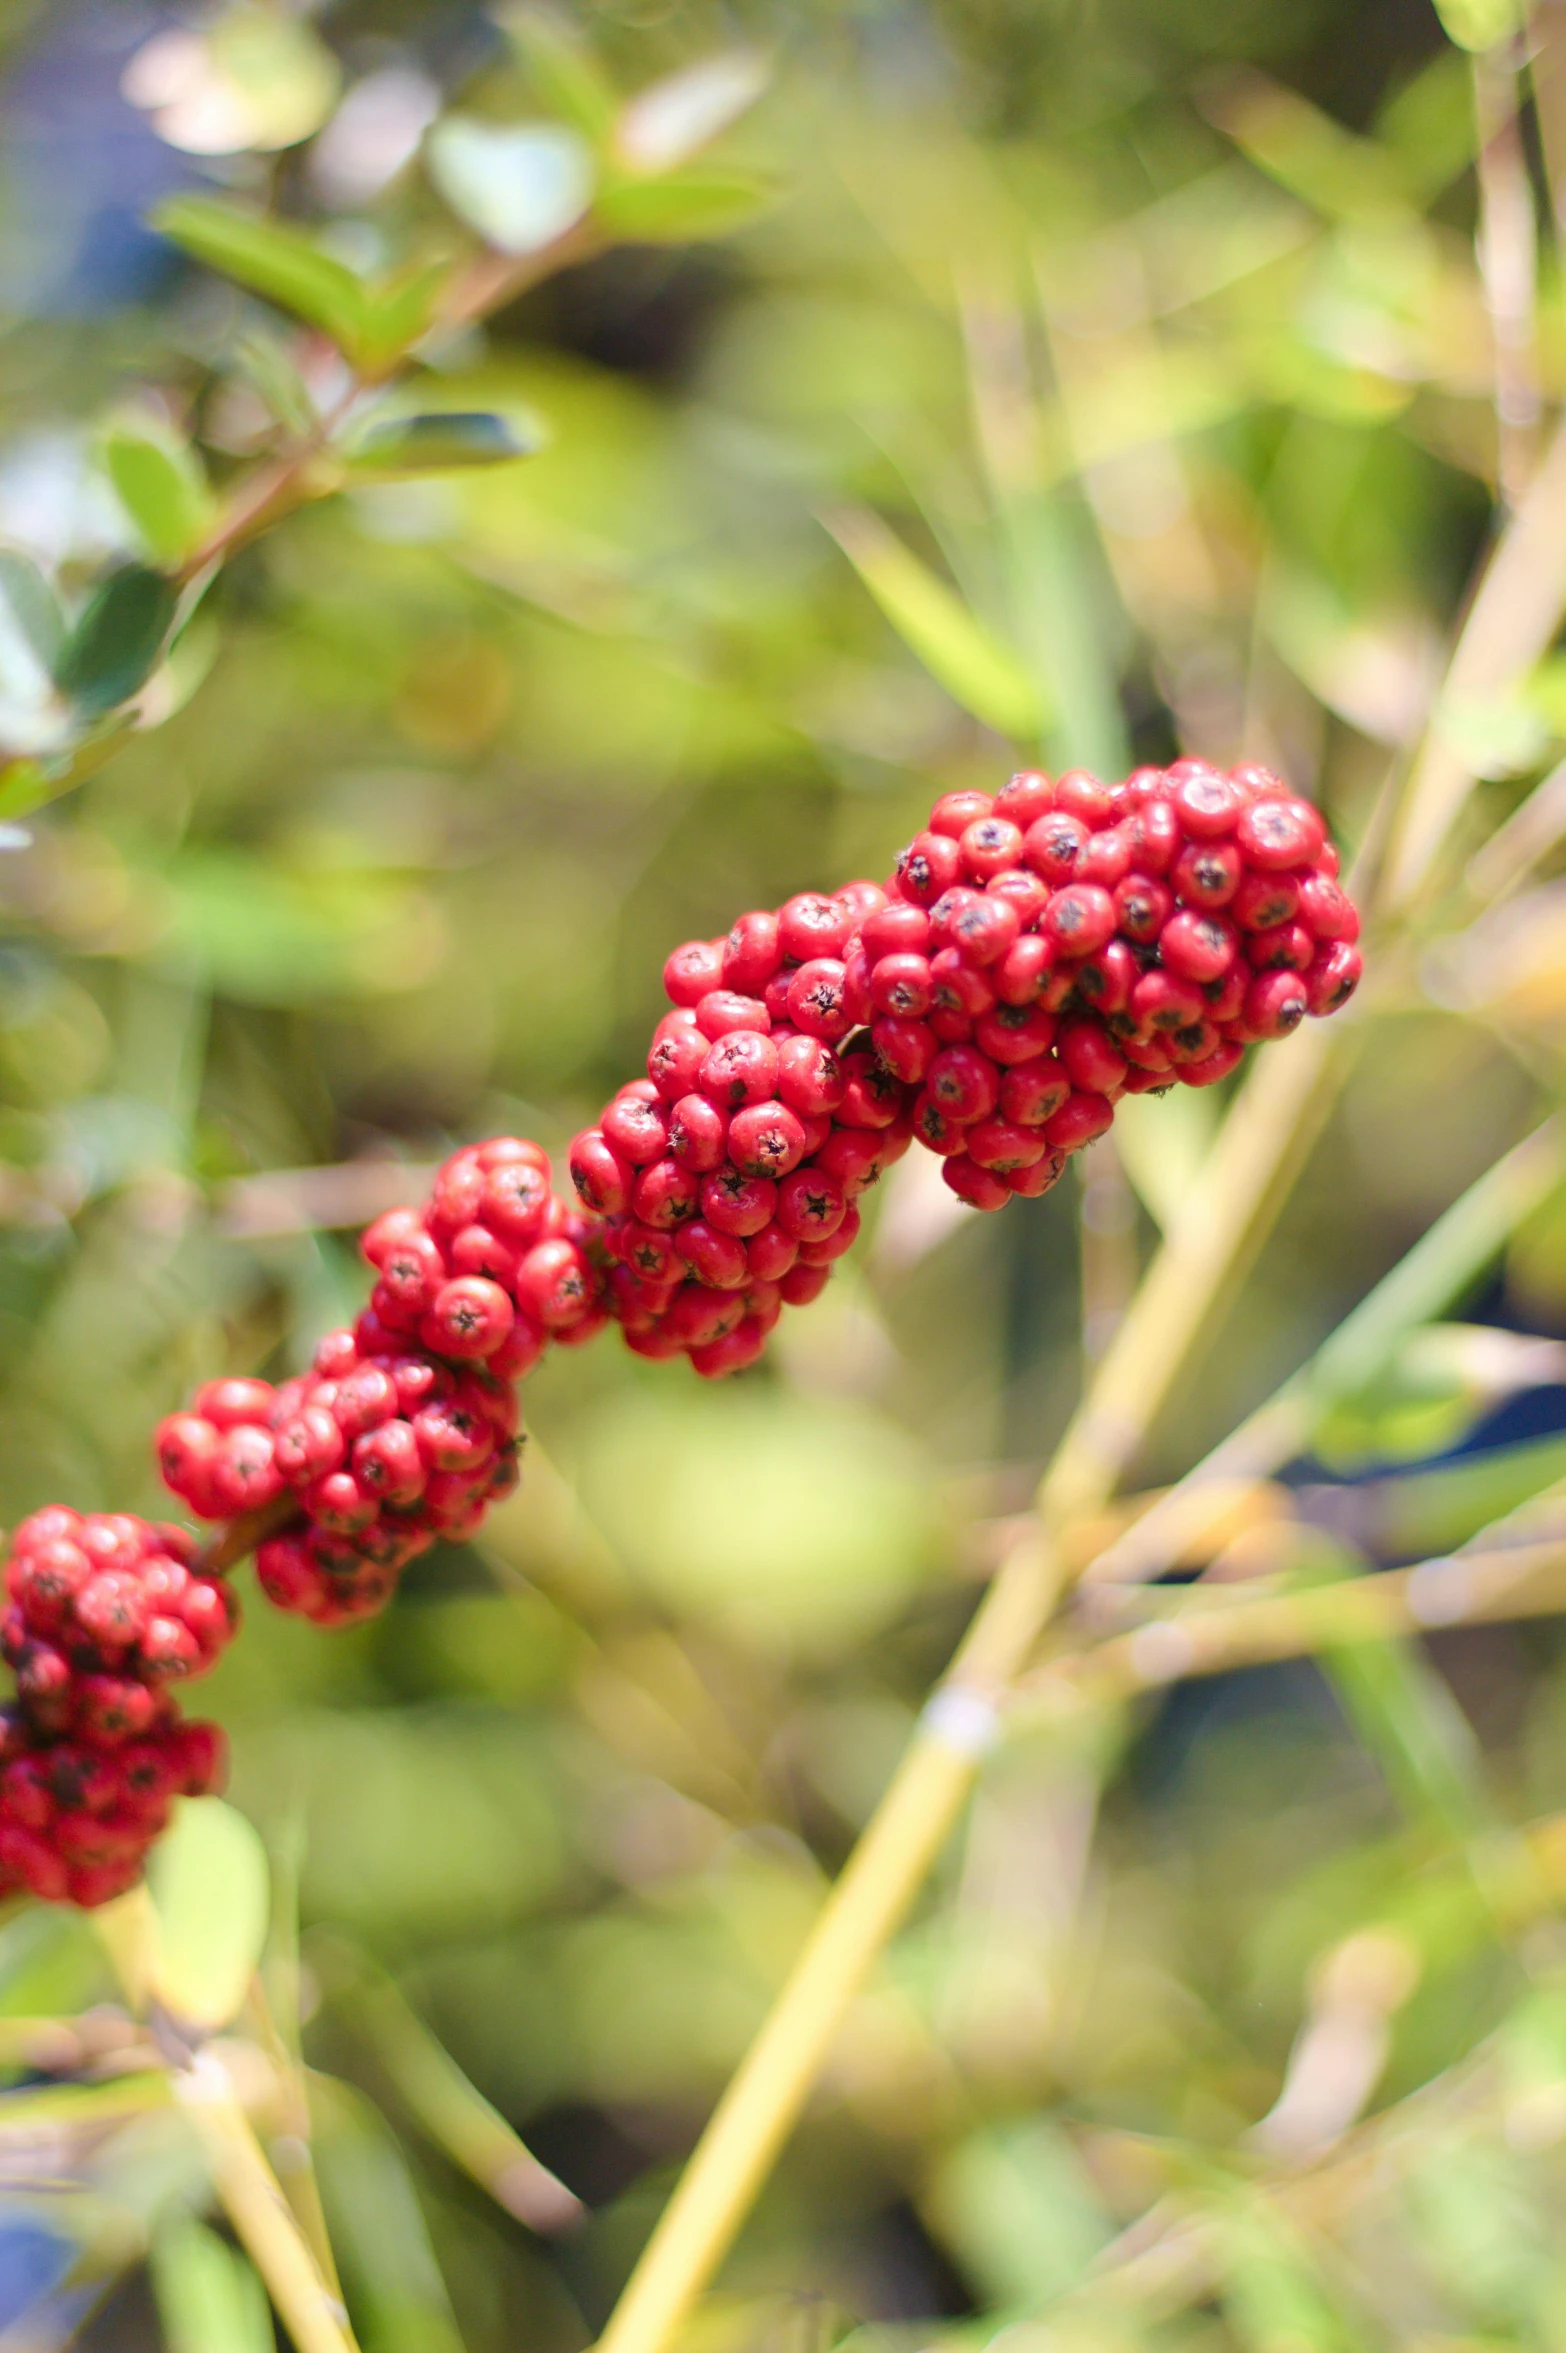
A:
[925,1046,1000,1125]
[700,1030,779,1108]
[675,1220,750,1289]
[1041,884,1116,958]
[1244,969,1310,1038]
[570,1130,633,1217]
[701,1168,778,1239]
[603,1092,669,1165]
[723,910,783,993]
[779,892,852,961]
[727,1100,809,1180]
[633,1158,701,1229]
[942,1156,1011,1210]
[776,1167,847,1240]
[695,989,770,1041]
[960,817,1024,879]
[787,960,853,1041]
[1044,1091,1115,1152]
[895,832,963,905]
[775,1034,847,1117]
[1160,910,1237,985]
[664,939,726,1006]
[993,769,1055,827]
[1237,796,1325,871]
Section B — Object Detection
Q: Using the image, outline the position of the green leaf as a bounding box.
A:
[0,546,71,756]
[614,52,769,174]
[426,117,595,255]
[500,7,619,140]
[152,2217,273,2353]
[152,195,371,357]
[53,563,179,719]
[349,410,545,477]
[594,163,774,243]
[147,1797,269,2032]
[1310,1323,1566,1471]
[233,331,317,436]
[312,2075,467,2353]
[823,506,1045,741]
[357,258,453,370]
[1432,0,1522,49]
[102,428,214,567]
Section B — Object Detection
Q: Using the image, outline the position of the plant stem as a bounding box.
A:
[174,2049,361,2353]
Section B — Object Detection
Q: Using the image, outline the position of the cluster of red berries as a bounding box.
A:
[570,881,915,1377]
[2,762,1362,1907]
[0,1506,228,1905]
[154,1140,601,1628]
[570,761,1359,1354]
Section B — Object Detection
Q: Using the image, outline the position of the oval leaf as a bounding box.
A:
[102,429,214,567]
[147,1796,269,2032]
[0,549,70,756]
[615,51,768,174]
[426,117,594,256]
[151,195,370,357]
[54,563,179,719]
[350,410,545,477]
[594,163,774,243]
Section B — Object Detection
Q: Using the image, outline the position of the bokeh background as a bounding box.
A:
[6,0,1566,2345]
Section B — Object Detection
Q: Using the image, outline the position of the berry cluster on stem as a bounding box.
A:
[0,762,1361,1905]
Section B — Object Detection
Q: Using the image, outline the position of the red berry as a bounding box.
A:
[689,1320,767,1380]
[869,952,933,1019]
[482,1159,553,1243]
[1245,920,1313,972]
[1180,1040,1245,1087]
[695,990,770,1042]
[1078,825,1134,887]
[1172,839,1242,909]
[632,1158,701,1229]
[1160,910,1237,985]
[775,1034,847,1118]
[603,1092,670,1166]
[1305,941,1362,1014]
[999,1058,1070,1126]
[747,1223,800,1281]
[1073,938,1137,1017]
[1237,795,1325,871]
[675,1220,750,1289]
[514,1239,594,1329]
[1022,812,1088,886]
[779,892,852,961]
[570,1129,633,1217]
[912,1092,966,1154]
[1042,884,1116,958]
[987,869,1050,928]
[1297,872,1359,942]
[155,1415,221,1512]
[700,1029,779,1109]
[669,1093,730,1172]
[193,1378,276,1432]
[942,1156,1011,1210]
[964,1118,1050,1173]
[1044,1091,1115,1153]
[797,1204,861,1263]
[353,1422,426,1505]
[1129,970,1206,1035]
[835,880,887,927]
[304,1471,380,1536]
[727,1100,809,1180]
[787,960,853,1041]
[413,1400,493,1474]
[1114,873,1172,944]
[1005,1149,1067,1198]
[1232,870,1301,931]
[871,1016,936,1084]
[959,816,1024,880]
[723,910,783,993]
[973,1003,1058,1066]
[993,769,1054,827]
[929,790,993,838]
[1057,1020,1128,1098]
[1172,769,1247,837]
[208,1425,284,1516]
[1244,969,1310,1038]
[1128,798,1180,875]
[929,949,995,1018]
[648,1019,710,1103]
[776,1167,848,1240]
[701,1168,778,1238]
[895,832,963,905]
[778,1263,831,1307]
[861,902,931,959]
[76,1572,151,1648]
[925,1046,1000,1124]
[664,939,725,1007]
[662,1283,740,1347]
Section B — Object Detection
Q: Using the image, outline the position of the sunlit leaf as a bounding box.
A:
[101,427,214,568]
[357,258,453,369]
[615,52,768,174]
[349,411,545,477]
[823,506,1045,741]
[594,163,774,243]
[53,563,179,718]
[1431,0,1522,49]
[152,195,370,356]
[147,1797,269,2032]
[1310,1323,1566,1470]
[426,117,595,255]
[152,2217,272,2353]
[501,8,619,140]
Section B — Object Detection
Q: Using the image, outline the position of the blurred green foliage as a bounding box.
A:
[6,1,1566,2350]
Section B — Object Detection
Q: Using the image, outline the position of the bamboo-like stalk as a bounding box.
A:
[593,305,1566,2353]
[174,2050,361,2353]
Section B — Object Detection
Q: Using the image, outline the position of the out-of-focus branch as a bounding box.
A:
[1473,37,1542,509]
